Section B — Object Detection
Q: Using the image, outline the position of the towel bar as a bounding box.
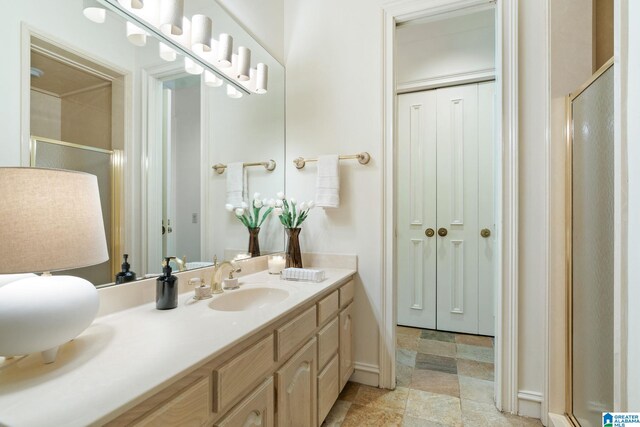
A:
[212,159,276,174]
[293,152,371,169]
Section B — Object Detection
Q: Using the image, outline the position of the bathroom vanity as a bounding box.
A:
[0,264,356,427]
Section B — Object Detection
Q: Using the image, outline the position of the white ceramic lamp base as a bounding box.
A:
[0,274,99,364]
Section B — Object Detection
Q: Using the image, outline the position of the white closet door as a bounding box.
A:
[435,84,480,334]
[397,91,438,329]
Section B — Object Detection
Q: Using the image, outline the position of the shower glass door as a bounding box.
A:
[567,61,614,427]
[31,136,122,286]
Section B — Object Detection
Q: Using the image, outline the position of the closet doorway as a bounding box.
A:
[397,81,495,335]
[394,6,497,338]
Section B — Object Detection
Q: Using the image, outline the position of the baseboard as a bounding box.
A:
[547,412,573,427]
[518,390,543,419]
[349,362,380,387]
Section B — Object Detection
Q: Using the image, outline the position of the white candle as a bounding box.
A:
[268,255,286,274]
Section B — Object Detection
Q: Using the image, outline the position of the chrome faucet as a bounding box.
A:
[210,256,241,293]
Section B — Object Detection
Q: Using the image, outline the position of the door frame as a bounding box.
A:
[141,63,208,274]
[379,0,522,416]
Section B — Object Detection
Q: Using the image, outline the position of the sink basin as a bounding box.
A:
[209,287,290,312]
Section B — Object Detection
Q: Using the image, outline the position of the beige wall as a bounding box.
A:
[30,90,61,140]
[61,85,112,150]
[594,0,614,70]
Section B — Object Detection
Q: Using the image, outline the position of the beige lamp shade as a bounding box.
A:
[0,168,108,274]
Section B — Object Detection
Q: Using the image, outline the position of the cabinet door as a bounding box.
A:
[276,337,317,427]
[339,303,354,390]
[215,377,274,427]
[317,354,340,424]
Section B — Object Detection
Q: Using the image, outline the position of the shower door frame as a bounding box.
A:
[565,57,614,426]
[29,136,124,279]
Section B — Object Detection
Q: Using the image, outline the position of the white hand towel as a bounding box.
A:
[316,154,340,208]
[226,162,247,208]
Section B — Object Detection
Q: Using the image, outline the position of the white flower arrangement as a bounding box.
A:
[275,192,315,229]
[225,193,274,229]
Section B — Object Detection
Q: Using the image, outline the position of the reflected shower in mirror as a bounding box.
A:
[23,0,285,287]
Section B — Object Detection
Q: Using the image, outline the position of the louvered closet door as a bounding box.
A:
[397,90,438,329]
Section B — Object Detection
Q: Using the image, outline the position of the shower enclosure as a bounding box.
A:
[31,136,123,286]
[566,59,614,427]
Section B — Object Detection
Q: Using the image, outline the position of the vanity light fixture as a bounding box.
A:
[226,84,242,99]
[121,0,144,8]
[159,0,184,36]
[184,56,203,75]
[236,46,251,81]
[90,0,269,96]
[256,63,268,94]
[83,0,106,23]
[204,70,223,87]
[217,33,233,67]
[126,22,147,46]
[159,41,177,61]
[191,14,212,54]
[0,168,108,364]
[121,0,158,46]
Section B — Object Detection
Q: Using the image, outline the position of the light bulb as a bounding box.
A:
[204,71,223,87]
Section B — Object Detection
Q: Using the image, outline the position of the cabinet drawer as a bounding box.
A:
[134,377,210,427]
[317,354,340,425]
[339,280,355,308]
[317,316,339,370]
[215,377,274,427]
[276,305,317,360]
[213,334,274,413]
[317,290,339,325]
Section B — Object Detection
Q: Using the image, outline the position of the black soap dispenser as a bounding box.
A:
[156,257,178,310]
[115,254,137,284]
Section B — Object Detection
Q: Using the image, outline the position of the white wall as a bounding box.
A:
[216,0,284,65]
[205,58,286,261]
[396,9,495,88]
[284,0,553,412]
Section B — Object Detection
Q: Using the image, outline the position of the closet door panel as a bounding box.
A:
[435,84,479,334]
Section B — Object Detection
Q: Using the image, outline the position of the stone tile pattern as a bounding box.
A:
[322,327,542,427]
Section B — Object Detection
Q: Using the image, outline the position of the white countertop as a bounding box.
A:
[0,268,356,427]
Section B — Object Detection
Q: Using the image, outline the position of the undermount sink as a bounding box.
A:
[209,287,290,312]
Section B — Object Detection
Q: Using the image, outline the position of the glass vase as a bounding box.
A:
[285,228,303,268]
[248,227,261,257]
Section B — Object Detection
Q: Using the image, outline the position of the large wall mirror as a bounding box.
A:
[24,0,285,287]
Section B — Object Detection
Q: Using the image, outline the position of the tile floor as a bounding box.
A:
[322,326,542,426]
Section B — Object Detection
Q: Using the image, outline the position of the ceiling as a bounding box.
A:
[30,50,111,97]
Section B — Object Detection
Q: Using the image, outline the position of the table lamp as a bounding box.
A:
[0,168,108,363]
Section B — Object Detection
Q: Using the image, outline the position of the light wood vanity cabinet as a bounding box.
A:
[276,338,317,427]
[215,378,274,427]
[109,278,355,427]
[339,303,355,390]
